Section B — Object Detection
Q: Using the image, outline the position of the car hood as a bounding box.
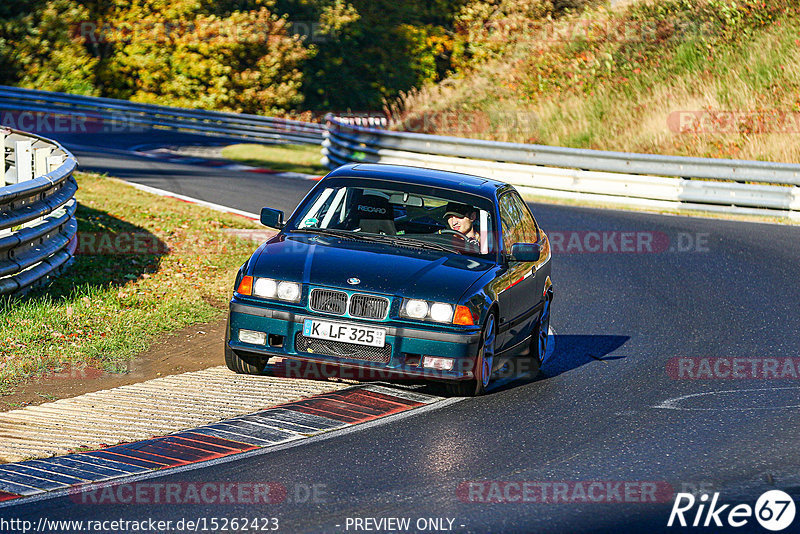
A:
[251,234,493,301]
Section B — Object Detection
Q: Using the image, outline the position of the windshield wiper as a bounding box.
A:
[291,228,360,240]
[293,228,459,254]
[358,233,459,254]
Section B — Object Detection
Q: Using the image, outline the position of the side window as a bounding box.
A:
[499,194,523,253]
[510,192,539,243]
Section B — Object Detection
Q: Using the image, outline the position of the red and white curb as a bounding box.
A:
[0,331,556,507]
[0,384,445,506]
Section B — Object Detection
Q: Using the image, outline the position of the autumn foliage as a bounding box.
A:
[0,0,476,114]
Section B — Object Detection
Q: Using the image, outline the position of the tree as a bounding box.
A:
[275,0,467,111]
[0,0,99,94]
[96,0,309,114]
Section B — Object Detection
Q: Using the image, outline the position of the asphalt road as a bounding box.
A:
[3,131,800,533]
[55,131,313,215]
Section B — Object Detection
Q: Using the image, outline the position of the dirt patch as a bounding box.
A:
[0,318,227,412]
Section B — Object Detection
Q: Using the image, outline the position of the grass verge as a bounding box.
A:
[0,172,261,395]
[394,0,800,163]
[221,143,327,175]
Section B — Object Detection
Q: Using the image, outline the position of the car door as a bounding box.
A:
[495,191,545,355]
[510,192,550,312]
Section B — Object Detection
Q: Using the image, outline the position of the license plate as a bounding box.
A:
[302,319,386,348]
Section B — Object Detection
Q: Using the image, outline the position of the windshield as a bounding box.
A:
[287,181,497,257]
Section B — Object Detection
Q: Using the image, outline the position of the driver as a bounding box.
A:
[444,202,480,248]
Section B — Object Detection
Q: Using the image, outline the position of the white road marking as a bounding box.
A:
[654,386,800,411]
[123,182,260,220]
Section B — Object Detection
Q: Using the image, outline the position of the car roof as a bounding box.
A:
[324,163,508,198]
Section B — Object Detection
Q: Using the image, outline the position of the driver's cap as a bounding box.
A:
[444,202,474,219]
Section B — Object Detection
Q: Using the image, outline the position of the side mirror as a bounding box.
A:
[510,242,540,262]
[260,207,285,229]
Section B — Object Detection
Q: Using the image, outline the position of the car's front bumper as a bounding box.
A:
[227,300,482,381]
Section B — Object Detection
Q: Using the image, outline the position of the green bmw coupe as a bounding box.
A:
[226,163,552,396]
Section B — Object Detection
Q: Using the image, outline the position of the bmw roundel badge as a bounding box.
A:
[347,277,360,285]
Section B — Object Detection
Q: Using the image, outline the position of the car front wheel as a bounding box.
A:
[535,294,551,363]
[445,312,496,397]
[512,296,551,380]
[225,344,268,375]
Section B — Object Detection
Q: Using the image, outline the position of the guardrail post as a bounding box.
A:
[34,146,53,177]
[0,132,8,237]
[0,128,79,295]
[791,187,800,212]
[13,139,33,183]
[48,154,66,172]
[1,131,5,183]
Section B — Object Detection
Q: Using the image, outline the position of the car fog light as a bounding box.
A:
[253,278,278,298]
[423,356,454,371]
[405,299,429,319]
[430,303,454,323]
[239,329,267,345]
[277,281,301,302]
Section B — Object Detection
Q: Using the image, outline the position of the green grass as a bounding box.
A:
[394,0,800,163]
[0,172,261,395]
[221,143,328,175]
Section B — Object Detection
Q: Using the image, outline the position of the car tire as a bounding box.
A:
[530,294,553,370]
[445,312,496,397]
[224,319,267,375]
[225,344,268,375]
[511,295,551,380]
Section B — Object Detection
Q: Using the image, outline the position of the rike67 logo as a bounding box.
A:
[668,490,796,531]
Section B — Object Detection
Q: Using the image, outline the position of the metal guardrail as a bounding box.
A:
[1,128,78,296]
[2,87,797,219]
[323,116,800,219]
[0,86,324,145]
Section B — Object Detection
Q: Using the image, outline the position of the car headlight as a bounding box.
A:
[402,299,461,323]
[253,278,278,298]
[404,299,429,319]
[429,303,454,323]
[239,276,302,302]
[277,281,301,302]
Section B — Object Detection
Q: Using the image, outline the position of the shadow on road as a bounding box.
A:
[258,334,630,399]
[542,334,629,377]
